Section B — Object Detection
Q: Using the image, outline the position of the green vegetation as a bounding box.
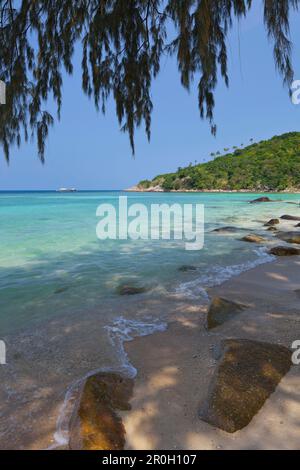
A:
[137,132,300,192]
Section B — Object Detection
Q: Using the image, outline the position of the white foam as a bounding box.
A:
[48,316,166,449]
[176,247,275,299]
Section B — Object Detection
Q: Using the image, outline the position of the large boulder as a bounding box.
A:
[69,372,133,450]
[264,218,280,227]
[199,339,291,433]
[280,215,300,221]
[207,297,247,330]
[269,246,300,256]
[276,232,300,245]
[241,234,266,243]
[250,197,272,203]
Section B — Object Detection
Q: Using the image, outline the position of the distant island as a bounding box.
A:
[131,132,300,192]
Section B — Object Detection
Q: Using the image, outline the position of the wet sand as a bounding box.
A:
[123,258,300,450]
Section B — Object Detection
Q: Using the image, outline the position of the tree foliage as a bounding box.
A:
[0,0,299,161]
[138,132,300,191]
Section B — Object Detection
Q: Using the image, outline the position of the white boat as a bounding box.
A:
[57,188,77,192]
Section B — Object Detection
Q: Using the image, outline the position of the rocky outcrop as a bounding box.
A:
[269,246,300,256]
[280,215,300,221]
[116,284,148,295]
[250,197,272,203]
[276,232,300,245]
[199,339,291,433]
[241,234,266,243]
[264,218,280,226]
[206,297,247,330]
[69,372,133,450]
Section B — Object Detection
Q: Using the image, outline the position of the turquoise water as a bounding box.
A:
[0,191,299,335]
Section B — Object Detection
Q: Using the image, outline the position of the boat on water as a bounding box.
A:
[56,188,77,193]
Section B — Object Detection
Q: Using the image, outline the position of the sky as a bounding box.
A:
[1,2,300,190]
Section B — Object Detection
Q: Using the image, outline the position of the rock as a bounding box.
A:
[54,286,69,294]
[250,197,272,203]
[295,223,300,228]
[276,232,300,245]
[264,218,280,227]
[241,234,266,243]
[206,297,247,330]
[266,226,277,232]
[294,289,300,298]
[69,372,133,450]
[178,265,197,272]
[116,284,148,295]
[212,226,242,233]
[199,339,291,433]
[269,246,300,256]
[280,215,300,221]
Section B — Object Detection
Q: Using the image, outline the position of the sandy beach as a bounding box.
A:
[1,252,300,450]
[123,257,300,450]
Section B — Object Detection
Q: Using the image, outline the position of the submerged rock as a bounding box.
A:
[264,218,280,227]
[241,234,266,243]
[294,289,300,298]
[69,372,133,450]
[199,339,291,433]
[178,265,197,272]
[250,197,272,203]
[54,286,69,294]
[276,232,300,245]
[212,226,242,233]
[206,297,247,330]
[280,214,300,221]
[266,226,277,232]
[269,246,300,256]
[116,284,148,295]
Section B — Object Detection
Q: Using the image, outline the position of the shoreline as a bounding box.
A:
[124,187,300,194]
[1,249,299,449]
[122,257,300,450]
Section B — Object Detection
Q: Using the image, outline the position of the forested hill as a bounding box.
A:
[136,132,300,192]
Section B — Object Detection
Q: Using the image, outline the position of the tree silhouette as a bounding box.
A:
[0,0,298,161]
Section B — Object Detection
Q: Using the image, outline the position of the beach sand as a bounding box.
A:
[123,257,300,450]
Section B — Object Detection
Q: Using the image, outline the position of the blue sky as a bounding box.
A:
[1,3,300,190]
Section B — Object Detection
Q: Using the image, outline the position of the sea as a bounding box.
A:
[1,190,299,335]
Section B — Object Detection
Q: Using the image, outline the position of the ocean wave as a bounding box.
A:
[175,247,275,300]
[48,316,167,450]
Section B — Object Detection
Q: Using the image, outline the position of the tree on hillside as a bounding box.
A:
[0,0,299,161]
